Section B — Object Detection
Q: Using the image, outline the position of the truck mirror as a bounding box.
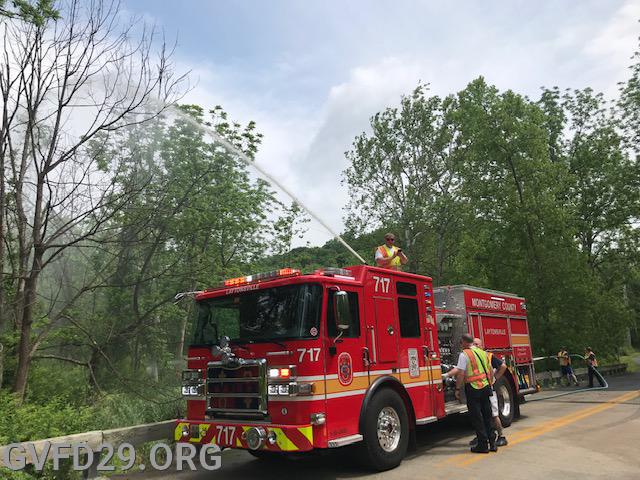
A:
[333,291,352,332]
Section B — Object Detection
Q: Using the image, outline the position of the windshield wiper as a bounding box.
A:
[262,339,288,349]
[227,338,252,351]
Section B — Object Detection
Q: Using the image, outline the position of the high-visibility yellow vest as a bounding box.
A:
[377,245,401,269]
[464,346,492,389]
[558,351,569,366]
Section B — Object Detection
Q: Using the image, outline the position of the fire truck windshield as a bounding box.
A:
[191,284,323,345]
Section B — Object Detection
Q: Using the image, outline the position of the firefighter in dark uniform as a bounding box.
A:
[452,333,497,453]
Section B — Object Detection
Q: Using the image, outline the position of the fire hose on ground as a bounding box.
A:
[526,354,608,402]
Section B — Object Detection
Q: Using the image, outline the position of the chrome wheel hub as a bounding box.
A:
[497,384,511,417]
[377,406,401,452]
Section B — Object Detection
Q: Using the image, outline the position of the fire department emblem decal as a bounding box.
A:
[338,352,353,386]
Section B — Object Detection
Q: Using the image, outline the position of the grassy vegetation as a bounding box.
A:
[620,348,640,373]
[0,387,183,480]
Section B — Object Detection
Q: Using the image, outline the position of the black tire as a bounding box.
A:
[358,388,409,471]
[494,377,515,427]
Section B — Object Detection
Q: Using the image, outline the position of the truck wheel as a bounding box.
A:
[494,377,515,427]
[358,388,409,471]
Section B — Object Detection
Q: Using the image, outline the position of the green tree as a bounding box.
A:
[0,0,59,25]
[0,0,183,400]
[452,78,578,352]
[272,202,310,261]
[555,88,638,269]
[33,104,277,395]
[620,35,640,148]
[343,84,466,281]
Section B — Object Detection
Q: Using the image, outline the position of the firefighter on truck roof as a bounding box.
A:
[375,232,408,271]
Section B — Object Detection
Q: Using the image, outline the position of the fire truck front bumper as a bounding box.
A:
[175,420,314,452]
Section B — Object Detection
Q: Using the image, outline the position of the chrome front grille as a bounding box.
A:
[206,358,267,419]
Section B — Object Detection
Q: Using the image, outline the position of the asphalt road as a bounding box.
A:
[115,371,640,480]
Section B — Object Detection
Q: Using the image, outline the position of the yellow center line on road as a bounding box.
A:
[437,389,640,468]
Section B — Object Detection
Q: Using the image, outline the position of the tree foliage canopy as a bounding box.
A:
[343,71,640,357]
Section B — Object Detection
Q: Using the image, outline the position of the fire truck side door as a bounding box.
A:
[395,280,437,420]
[372,296,399,364]
[324,287,367,441]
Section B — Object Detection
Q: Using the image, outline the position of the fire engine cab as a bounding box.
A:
[177,265,536,471]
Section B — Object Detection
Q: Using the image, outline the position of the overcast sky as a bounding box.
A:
[124,0,640,247]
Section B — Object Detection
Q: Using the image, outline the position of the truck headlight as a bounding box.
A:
[181,384,204,397]
[268,366,296,379]
[268,382,314,396]
[296,383,313,395]
[278,384,289,395]
[182,370,204,397]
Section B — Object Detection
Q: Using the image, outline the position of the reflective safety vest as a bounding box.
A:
[558,351,570,366]
[464,346,492,389]
[377,244,401,269]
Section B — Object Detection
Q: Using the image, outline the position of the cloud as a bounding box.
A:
[163,0,640,250]
[584,1,640,62]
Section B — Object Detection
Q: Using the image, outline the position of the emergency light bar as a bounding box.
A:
[221,268,301,288]
[315,267,354,278]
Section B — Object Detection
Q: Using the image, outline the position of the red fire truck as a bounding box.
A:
[177,265,536,470]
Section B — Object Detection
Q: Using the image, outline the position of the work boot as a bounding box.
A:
[496,436,508,447]
[469,437,478,447]
[470,444,489,454]
[488,430,498,452]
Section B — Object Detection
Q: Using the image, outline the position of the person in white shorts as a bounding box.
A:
[473,338,508,447]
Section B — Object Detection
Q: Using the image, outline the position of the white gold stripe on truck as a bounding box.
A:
[297,374,333,382]
[268,380,444,402]
[297,369,397,383]
[405,380,436,389]
[326,389,368,399]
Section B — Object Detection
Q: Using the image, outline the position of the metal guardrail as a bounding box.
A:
[0,419,174,479]
[535,363,628,387]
